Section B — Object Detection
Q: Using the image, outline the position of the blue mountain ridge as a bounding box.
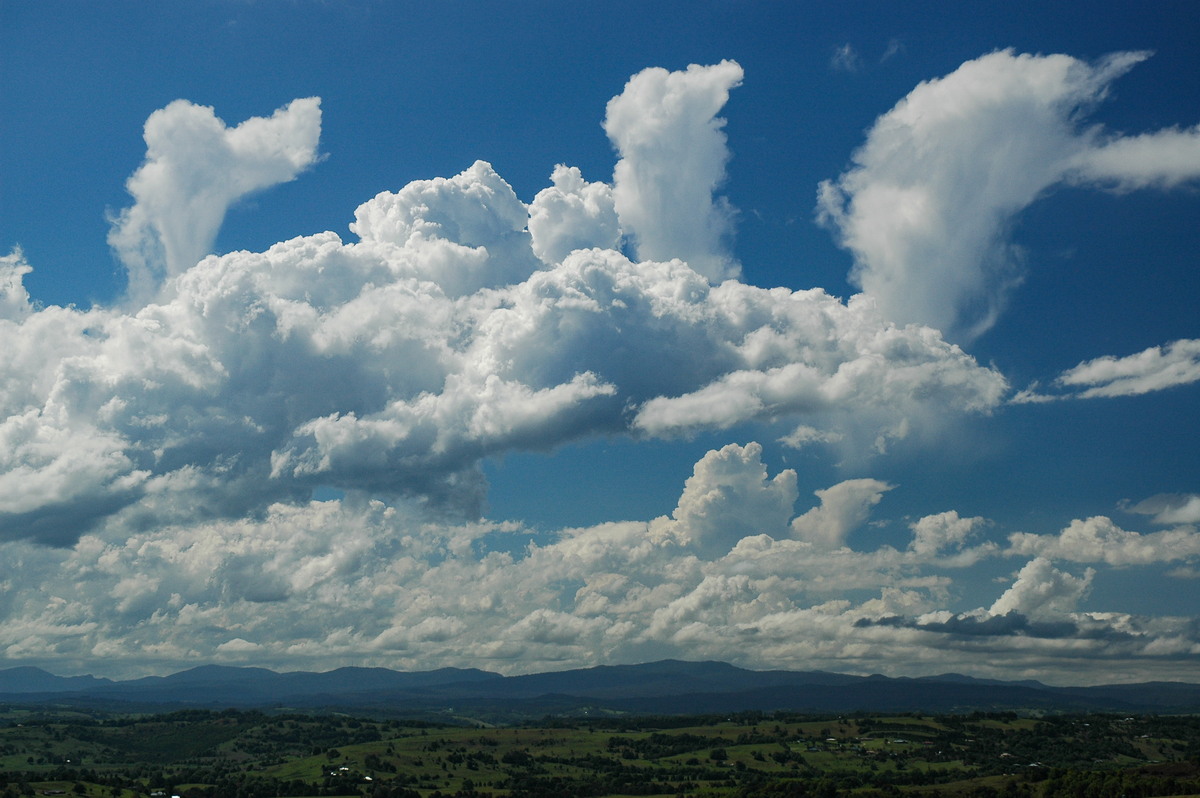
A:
[1,660,1196,714]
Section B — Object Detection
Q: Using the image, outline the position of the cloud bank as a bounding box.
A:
[2,55,1196,683]
[818,49,1200,340]
[2,443,1195,683]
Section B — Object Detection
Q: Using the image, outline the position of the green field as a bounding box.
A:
[1,707,1198,797]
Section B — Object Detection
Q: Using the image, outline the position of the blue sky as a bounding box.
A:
[1,0,1198,683]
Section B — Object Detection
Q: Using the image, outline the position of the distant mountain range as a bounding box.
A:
[2,660,1198,717]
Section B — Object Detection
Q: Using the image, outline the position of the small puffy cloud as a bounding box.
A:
[1008,516,1200,566]
[605,60,743,282]
[216,638,262,656]
[654,442,797,558]
[989,557,1093,619]
[818,50,1200,340]
[0,249,34,321]
[528,165,621,265]
[909,510,987,557]
[109,98,322,302]
[790,478,893,549]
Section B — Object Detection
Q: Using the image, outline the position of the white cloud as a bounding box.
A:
[1071,124,1200,191]
[790,477,893,549]
[349,159,542,297]
[528,165,621,265]
[1008,516,1200,566]
[1054,339,1200,398]
[1,77,1006,542]
[1009,337,1200,403]
[0,249,34,321]
[1125,493,1200,526]
[0,447,1195,683]
[605,60,743,282]
[778,424,842,449]
[818,49,1200,340]
[880,39,905,64]
[830,44,862,73]
[7,60,1198,684]
[3,203,1005,543]
[988,558,1093,619]
[652,442,797,558]
[632,292,1006,437]
[109,98,322,303]
[909,510,987,557]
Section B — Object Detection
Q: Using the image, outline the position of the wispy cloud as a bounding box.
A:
[830,43,863,73]
[1013,338,1200,402]
[880,38,905,63]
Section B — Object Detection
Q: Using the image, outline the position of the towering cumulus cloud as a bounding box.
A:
[0,63,1006,546]
[605,60,744,282]
[108,98,322,302]
[818,50,1200,340]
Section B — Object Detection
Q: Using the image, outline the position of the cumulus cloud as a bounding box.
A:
[1071,124,1200,190]
[790,478,893,549]
[632,295,1005,437]
[859,611,1080,640]
[349,159,542,296]
[651,442,797,558]
[909,510,987,558]
[605,60,743,282]
[6,59,1196,684]
[1011,339,1200,404]
[818,49,1200,340]
[0,66,1009,545]
[0,249,34,321]
[3,190,1005,543]
[108,98,322,303]
[528,165,621,265]
[989,557,1093,619]
[1008,516,1200,566]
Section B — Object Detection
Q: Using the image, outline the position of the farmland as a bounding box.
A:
[2,707,1199,797]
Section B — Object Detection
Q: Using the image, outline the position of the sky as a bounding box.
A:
[1,0,1198,686]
